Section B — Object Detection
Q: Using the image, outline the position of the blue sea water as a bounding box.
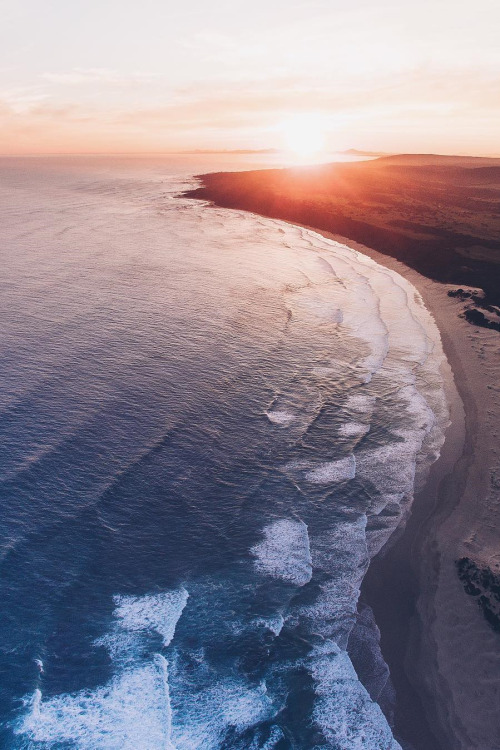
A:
[0,156,449,749]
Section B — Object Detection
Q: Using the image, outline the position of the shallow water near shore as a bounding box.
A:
[0,156,449,749]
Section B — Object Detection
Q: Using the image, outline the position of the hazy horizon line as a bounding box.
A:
[1,148,499,159]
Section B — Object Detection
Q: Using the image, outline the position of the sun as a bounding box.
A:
[281,114,327,159]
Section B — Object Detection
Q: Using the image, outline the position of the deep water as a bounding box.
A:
[0,156,449,749]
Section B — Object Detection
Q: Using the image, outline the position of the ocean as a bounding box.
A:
[0,156,449,749]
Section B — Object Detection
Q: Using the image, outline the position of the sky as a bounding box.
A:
[0,0,499,155]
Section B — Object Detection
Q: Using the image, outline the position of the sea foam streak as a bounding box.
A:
[112,590,189,643]
[283,456,356,485]
[265,409,297,426]
[304,456,356,484]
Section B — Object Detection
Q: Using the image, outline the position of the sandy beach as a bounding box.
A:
[315,231,500,750]
[186,161,500,749]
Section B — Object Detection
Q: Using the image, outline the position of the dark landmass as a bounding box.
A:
[185,154,500,325]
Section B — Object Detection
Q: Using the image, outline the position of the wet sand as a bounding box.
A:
[185,161,500,749]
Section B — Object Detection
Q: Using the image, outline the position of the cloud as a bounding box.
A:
[0,66,498,154]
[41,68,156,86]
[0,86,50,113]
[42,68,120,85]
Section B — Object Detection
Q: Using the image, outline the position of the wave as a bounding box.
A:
[281,456,355,486]
[15,589,189,749]
[9,184,450,750]
[95,589,189,664]
[16,585,280,750]
[264,409,297,426]
[242,220,450,746]
[168,672,273,750]
[250,514,402,747]
[251,518,312,586]
[308,641,402,750]
[18,655,175,750]
[303,456,357,484]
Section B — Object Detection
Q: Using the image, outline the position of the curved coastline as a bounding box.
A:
[277,228,499,750]
[185,178,499,749]
[300,229,499,750]
[298,228,468,749]
[289,225,459,749]
[275,226,466,750]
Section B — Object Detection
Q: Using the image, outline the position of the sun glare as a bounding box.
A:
[281,114,327,159]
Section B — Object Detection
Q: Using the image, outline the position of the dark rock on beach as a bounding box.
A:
[456,557,500,633]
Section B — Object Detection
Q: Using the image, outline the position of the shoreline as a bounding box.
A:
[292,226,468,750]
[186,180,500,748]
[276,225,500,750]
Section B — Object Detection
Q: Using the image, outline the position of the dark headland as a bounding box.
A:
[185,155,500,750]
[186,154,500,330]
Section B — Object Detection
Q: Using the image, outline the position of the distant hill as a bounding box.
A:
[373,153,500,168]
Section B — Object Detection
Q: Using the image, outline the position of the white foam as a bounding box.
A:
[96,588,189,663]
[265,409,297,426]
[304,456,356,484]
[18,655,176,750]
[112,589,189,647]
[170,678,273,750]
[249,725,285,749]
[284,455,356,485]
[33,658,44,674]
[251,519,312,586]
[308,641,402,750]
[357,442,418,499]
[338,422,370,438]
[28,688,42,720]
[254,615,285,636]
